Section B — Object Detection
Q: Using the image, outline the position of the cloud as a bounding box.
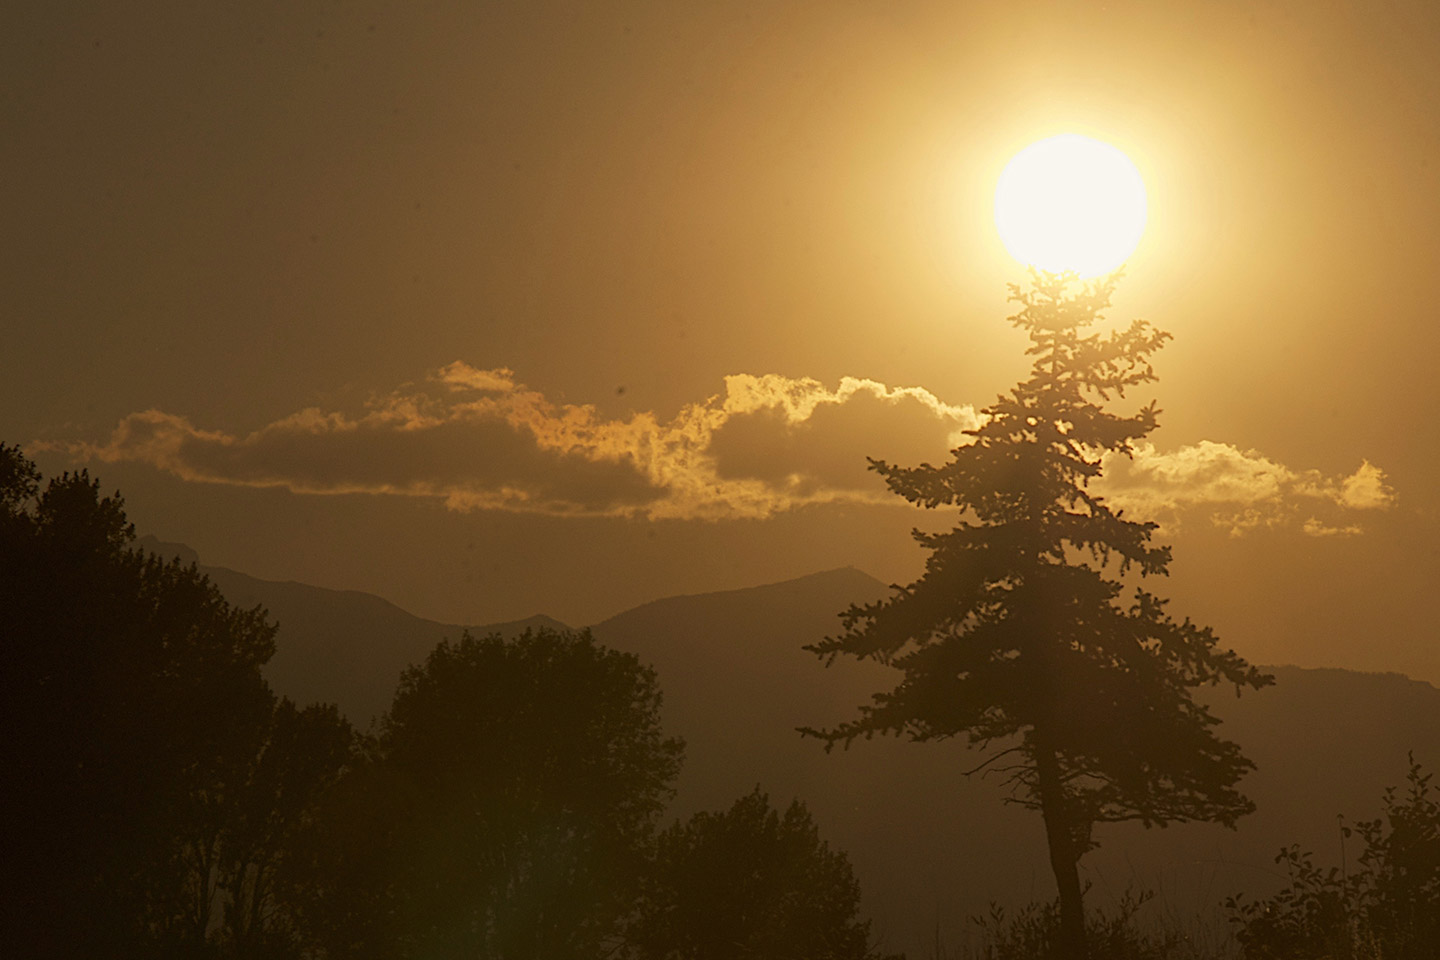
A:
[706,374,983,499]
[54,362,1394,533]
[1338,461,1394,511]
[1096,441,1395,536]
[65,367,666,516]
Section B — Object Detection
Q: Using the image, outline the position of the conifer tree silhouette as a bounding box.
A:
[803,273,1273,957]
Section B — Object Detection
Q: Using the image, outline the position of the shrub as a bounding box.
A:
[961,888,1197,960]
[1227,754,1440,960]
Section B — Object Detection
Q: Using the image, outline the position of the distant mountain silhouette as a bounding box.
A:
[136,536,567,725]
[593,572,1440,954]
[140,535,1440,955]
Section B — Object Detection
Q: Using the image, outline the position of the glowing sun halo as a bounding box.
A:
[994,134,1148,278]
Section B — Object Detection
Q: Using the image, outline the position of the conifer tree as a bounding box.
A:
[804,273,1273,957]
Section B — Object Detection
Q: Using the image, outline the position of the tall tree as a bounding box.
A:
[0,443,353,958]
[215,698,356,956]
[803,274,1273,957]
[306,627,685,960]
[0,444,274,953]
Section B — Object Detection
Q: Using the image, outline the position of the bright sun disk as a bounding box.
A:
[994,134,1147,278]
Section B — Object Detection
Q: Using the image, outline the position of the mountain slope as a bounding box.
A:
[137,536,567,725]
[587,571,1440,955]
[144,537,1440,955]
[206,565,565,726]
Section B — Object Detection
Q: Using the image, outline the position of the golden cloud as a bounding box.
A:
[53,362,1394,534]
[1096,442,1395,536]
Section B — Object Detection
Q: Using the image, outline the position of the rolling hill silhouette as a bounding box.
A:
[142,536,1440,955]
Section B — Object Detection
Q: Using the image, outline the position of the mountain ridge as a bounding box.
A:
[134,535,1440,955]
[137,536,568,724]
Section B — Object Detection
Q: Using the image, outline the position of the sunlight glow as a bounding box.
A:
[994,134,1148,278]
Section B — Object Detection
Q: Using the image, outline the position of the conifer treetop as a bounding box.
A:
[804,271,1273,835]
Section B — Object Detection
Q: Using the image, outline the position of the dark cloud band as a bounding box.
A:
[54,363,1393,532]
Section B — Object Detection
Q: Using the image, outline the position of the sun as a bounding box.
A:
[994,134,1147,278]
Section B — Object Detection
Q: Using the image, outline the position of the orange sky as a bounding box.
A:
[5,0,1439,680]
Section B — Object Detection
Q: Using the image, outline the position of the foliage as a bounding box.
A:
[304,627,685,959]
[1227,755,1440,960]
[0,443,354,957]
[3,443,913,957]
[960,890,1201,960]
[631,787,902,960]
[214,699,356,956]
[803,274,1272,956]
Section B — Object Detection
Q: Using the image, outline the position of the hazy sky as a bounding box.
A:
[6,1,1439,680]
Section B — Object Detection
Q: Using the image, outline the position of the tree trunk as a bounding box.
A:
[1035,744,1087,958]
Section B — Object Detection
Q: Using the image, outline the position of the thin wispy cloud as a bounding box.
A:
[54,363,1394,534]
[1100,442,1395,536]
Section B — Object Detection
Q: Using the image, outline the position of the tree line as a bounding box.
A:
[0,443,895,959]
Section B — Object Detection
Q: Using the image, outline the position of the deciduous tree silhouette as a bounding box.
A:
[216,698,355,956]
[802,274,1272,958]
[306,627,684,959]
[0,443,353,958]
[631,787,901,960]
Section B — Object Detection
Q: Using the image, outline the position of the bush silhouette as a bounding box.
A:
[631,787,902,960]
[1228,754,1440,959]
[963,889,1194,960]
